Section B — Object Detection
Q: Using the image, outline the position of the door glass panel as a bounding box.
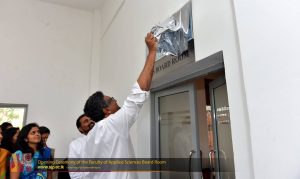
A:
[159,91,192,179]
[213,83,235,179]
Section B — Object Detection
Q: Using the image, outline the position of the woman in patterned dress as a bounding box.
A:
[10,123,52,179]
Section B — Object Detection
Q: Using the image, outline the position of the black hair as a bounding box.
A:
[83,91,107,122]
[39,126,50,135]
[0,127,19,153]
[0,122,13,132]
[16,123,44,156]
[76,114,87,129]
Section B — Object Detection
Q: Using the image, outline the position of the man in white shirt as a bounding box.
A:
[68,114,95,179]
[82,32,157,179]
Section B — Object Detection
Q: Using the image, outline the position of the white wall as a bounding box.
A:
[192,0,254,178]
[0,0,94,157]
[4,0,298,177]
[89,9,102,93]
[98,0,193,178]
[98,0,254,179]
[233,0,300,178]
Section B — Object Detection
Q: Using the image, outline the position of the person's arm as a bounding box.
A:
[104,33,157,133]
[10,172,20,179]
[137,32,157,91]
[10,153,21,179]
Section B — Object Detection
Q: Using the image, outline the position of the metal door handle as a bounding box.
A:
[209,150,215,167]
[219,149,227,161]
[189,150,196,179]
[189,150,196,157]
[209,150,216,175]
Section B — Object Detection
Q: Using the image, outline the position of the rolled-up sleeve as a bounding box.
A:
[125,82,149,127]
[104,82,149,136]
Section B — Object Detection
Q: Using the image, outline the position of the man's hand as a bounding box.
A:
[145,33,157,52]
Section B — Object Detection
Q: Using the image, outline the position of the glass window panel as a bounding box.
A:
[0,104,27,129]
[159,92,192,179]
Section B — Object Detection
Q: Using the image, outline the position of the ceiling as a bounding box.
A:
[39,0,105,11]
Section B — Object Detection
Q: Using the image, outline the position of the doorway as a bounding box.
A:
[195,72,235,179]
[151,52,235,179]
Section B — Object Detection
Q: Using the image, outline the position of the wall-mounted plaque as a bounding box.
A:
[151,1,194,80]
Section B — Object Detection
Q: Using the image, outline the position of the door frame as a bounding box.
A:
[209,76,226,179]
[150,51,225,179]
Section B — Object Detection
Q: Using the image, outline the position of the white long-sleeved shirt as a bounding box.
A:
[68,136,88,179]
[84,82,149,179]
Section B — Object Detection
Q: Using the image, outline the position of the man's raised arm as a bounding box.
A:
[137,32,157,91]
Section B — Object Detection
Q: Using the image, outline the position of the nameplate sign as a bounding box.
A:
[153,39,195,80]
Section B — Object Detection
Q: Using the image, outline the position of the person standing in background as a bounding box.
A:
[1,127,20,153]
[68,114,94,179]
[10,123,52,179]
[0,122,13,132]
[39,126,55,159]
[0,127,11,179]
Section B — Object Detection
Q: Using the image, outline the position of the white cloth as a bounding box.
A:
[84,82,149,179]
[68,136,89,179]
